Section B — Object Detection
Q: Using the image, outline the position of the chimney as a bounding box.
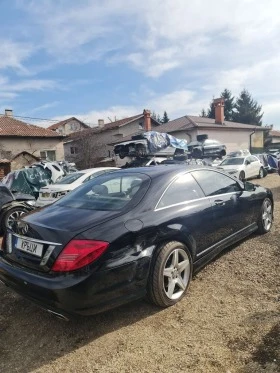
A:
[143,109,151,132]
[213,98,225,124]
[98,119,104,128]
[5,109,13,117]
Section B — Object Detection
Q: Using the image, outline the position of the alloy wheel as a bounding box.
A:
[6,210,26,229]
[163,248,191,300]
[262,199,272,231]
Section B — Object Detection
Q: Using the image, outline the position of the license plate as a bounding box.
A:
[16,238,43,257]
[41,192,50,198]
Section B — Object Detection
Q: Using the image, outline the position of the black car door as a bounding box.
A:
[154,172,217,255]
[191,169,249,245]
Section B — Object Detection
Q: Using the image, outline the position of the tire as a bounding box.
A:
[147,241,192,307]
[239,171,245,181]
[257,198,273,234]
[2,207,29,232]
[258,167,264,179]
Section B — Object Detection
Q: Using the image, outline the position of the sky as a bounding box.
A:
[0,0,280,129]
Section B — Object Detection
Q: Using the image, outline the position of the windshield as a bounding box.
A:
[220,157,244,166]
[54,172,85,184]
[56,172,151,211]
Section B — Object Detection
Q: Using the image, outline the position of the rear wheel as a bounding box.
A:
[257,198,273,234]
[239,170,245,181]
[2,207,29,232]
[147,241,192,307]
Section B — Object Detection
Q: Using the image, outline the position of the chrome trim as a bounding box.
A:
[11,233,62,246]
[46,309,69,321]
[154,168,241,211]
[197,223,257,257]
[155,192,238,212]
[40,245,56,266]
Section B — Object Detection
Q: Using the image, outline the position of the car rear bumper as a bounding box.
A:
[0,255,150,317]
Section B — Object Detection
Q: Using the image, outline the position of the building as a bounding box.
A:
[0,110,64,168]
[157,98,269,153]
[48,117,89,136]
[64,110,160,168]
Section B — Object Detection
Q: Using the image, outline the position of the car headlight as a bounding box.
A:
[26,200,36,206]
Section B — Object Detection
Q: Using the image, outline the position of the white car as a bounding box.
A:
[36,167,119,207]
[218,155,265,180]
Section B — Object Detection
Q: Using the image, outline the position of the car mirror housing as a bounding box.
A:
[245,160,250,166]
[243,181,256,192]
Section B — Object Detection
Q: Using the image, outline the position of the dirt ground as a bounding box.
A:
[0,174,279,373]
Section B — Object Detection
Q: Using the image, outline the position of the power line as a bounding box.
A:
[2,113,97,127]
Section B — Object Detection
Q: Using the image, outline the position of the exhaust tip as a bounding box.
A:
[46,309,69,321]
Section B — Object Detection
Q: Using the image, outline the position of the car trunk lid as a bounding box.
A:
[1,205,119,273]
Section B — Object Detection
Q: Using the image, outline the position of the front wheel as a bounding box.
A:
[257,198,273,234]
[258,167,264,179]
[147,241,192,307]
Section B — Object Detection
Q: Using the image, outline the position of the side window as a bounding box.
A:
[249,156,258,163]
[157,173,204,209]
[192,170,241,196]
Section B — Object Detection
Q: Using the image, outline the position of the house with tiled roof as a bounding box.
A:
[0,110,64,175]
[63,110,160,168]
[111,98,270,154]
[48,117,89,135]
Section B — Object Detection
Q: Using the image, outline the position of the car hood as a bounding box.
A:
[218,164,241,170]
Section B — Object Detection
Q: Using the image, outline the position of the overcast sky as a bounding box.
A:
[0,0,280,129]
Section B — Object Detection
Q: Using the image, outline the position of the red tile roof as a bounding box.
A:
[0,115,63,137]
[103,114,143,130]
[48,117,90,130]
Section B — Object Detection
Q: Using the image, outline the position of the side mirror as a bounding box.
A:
[244,181,256,192]
[245,160,250,166]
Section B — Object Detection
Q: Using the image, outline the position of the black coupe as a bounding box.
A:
[0,166,273,319]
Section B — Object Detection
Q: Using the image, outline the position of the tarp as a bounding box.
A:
[143,131,188,153]
[1,162,73,198]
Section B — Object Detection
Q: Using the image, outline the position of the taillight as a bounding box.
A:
[52,240,109,272]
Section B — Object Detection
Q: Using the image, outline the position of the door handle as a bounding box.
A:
[214,199,225,206]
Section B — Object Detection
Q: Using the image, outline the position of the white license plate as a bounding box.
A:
[16,238,43,257]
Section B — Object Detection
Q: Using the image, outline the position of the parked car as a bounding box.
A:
[0,184,36,234]
[227,149,250,157]
[0,166,273,318]
[36,167,119,207]
[218,155,265,180]
[188,139,226,158]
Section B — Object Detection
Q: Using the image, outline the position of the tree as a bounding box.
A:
[221,88,235,121]
[200,108,207,117]
[207,100,215,119]
[233,89,263,126]
[205,89,234,120]
[162,111,170,123]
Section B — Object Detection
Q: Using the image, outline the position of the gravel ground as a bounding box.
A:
[0,174,279,373]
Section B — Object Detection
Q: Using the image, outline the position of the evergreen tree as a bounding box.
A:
[233,89,263,126]
[151,111,157,121]
[156,114,162,123]
[200,108,207,117]
[205,90,234,120]
[207,100,215,119]
[162,111,170,123]
[221,88,235,121]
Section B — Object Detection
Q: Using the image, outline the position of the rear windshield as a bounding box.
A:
[56,172,151,211]
[220,157,244,166]
[55,172,85,184]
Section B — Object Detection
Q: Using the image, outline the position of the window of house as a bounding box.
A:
[70,147,78,154]
[40,150,56,161]
[138,122,143,129]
